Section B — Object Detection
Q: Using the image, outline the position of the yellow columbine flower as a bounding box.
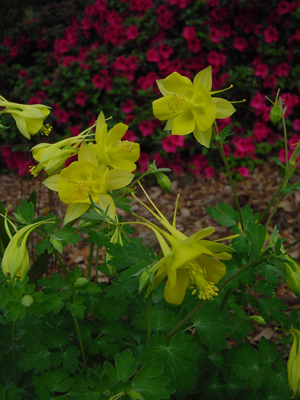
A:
[43,142,134,225]
[152,66,236,147]
[30,126,93,176]
[0,95,51,140]
[288,329,300,397]
[92,111,140,172]
[1,219,53,280]
[132,184,232,305]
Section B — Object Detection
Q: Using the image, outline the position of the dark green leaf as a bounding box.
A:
[132,362,175,400]
[206,202,238,227]
[258,298,288,325]
[140,333,200,391]
[18,342,51,373]
[104,349,137,383]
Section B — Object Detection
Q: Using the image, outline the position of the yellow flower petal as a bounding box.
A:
[212,97,236,119]
[159,72,194,99]
[64,203,90,225]
[105,169,134,190]
[193,66,212,92]
[171,110,195,135]
[164,268,190,305]
[192,126,212,148]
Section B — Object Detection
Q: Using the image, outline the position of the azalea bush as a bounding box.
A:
[1,65,300,399]
[1,0,300,178]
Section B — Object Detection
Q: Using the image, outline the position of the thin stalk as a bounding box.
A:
[259,133,300,225]
[213,122,244,230]
[219,287,232,310]
[284,239,300,250]
[12,321,17,385]
[94,244,99,283]
[53,249,69,275]
[282,115,289,170]
[87,242,95,280]
[73,314,87,375]
[147,292,153,340]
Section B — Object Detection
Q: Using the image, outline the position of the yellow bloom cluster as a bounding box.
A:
[39,111,140,225]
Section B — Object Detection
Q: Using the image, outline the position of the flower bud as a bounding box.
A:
[156,172,172,193]
[75,277,89,287]
[288,329,300,397]
[248,315,266,325]
[0,95,51,139]
[284,257,300,299]
[22,295,33,308]
[1,219,54,281]
[270,103,282,125]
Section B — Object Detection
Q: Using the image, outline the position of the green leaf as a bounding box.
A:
[231,343,266,391]
[53,225,81,245]
[270,156,286,171]
[244,221,266,260]
[192,302,232,351]
[32,369,72,397]
[206,202,238,227]
[131,306,181,333]
[140,332,200,391]
[0,385,21,400]
[132,362,175,400]
[17,342,51,373]
[258,298,288,325]
[13,198,35,224]
[51,345,80,374]
[104,349,138,383]
[43,293,65,314]
[6,300,26,321]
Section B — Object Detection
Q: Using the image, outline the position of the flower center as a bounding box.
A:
[167,93,187,114]
[187,260,219,301]
[118,140,134,152]
[72,180,91,201]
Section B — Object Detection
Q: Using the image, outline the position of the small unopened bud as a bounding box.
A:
[288,329,300,397]
[75,277,89,287]
[22,295,33,308]
[270,104,282,125]
[156,172,172,193]
[248,315,266,325]
[285,260,300,299]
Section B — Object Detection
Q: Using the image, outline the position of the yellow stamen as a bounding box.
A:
[118,140,134,152]
[72,180,90,201]
[40,123,52,136]
[167,93,187,113]
[187,260,219,301]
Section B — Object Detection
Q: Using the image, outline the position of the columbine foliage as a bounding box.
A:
[1,64,300,400]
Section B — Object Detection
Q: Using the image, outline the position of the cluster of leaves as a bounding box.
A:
[1,0,300,178]
[0,195,299,399]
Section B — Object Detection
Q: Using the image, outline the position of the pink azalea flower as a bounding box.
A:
[238,166,250,178]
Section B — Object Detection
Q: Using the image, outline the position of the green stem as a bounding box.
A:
[282,115,289,170]
[147,292,153,340]
[219,287,232,310]
[95,245,99,283]
[73,314,87,375]
[259,131,300,225]
[87,242,95,280]
[284,239,300,250]
[53,249,69,275]
[12,321,17,385]
[213,122,244,230]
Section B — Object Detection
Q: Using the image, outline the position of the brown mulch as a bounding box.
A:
[1,161,300,347]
